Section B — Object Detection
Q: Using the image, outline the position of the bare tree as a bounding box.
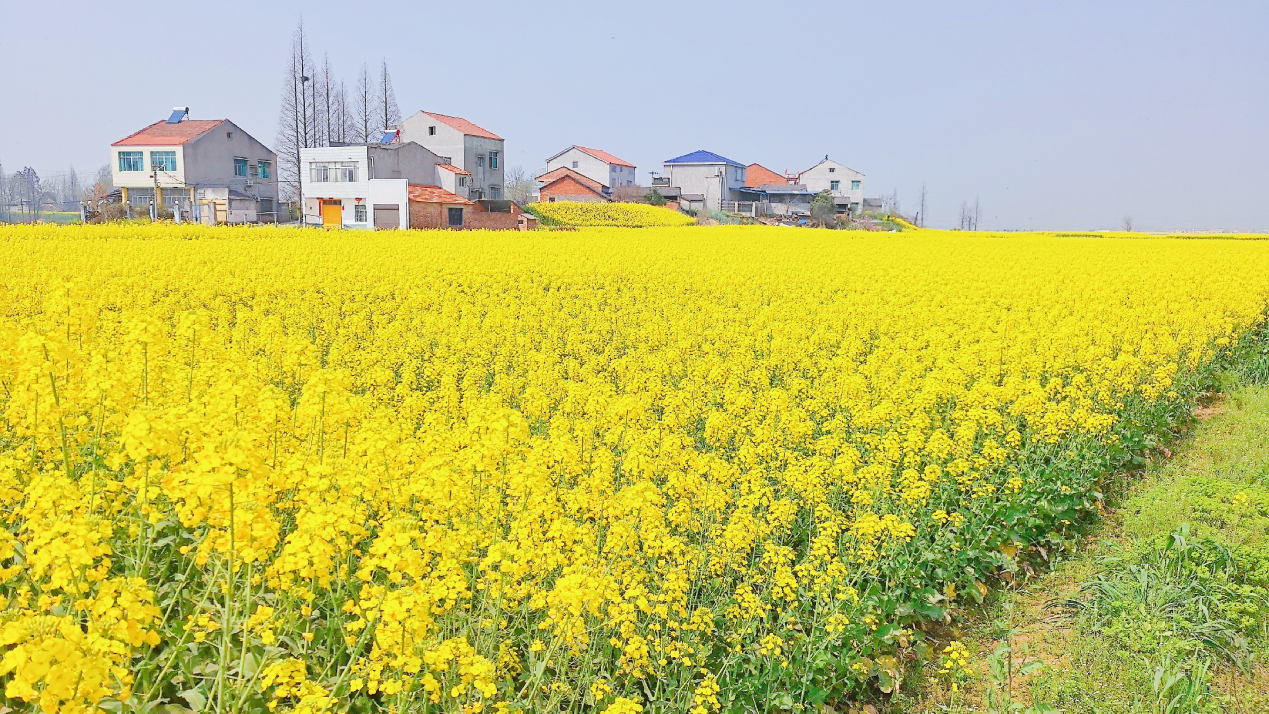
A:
[65,166,81,208]
[376,60,401,136]
[318,53,336,147]
[612,184,650,203]
[353,64,373,144]
[0,161,7,222]
[918,182,927,227]
[973,196,980,231]
[958,201,971,230]
[504,166,536,203]
[276,19,316,201]
[883,188,900,216]
[94,164,112,192]
[1122,216,1133,232]
[333,80,351,144]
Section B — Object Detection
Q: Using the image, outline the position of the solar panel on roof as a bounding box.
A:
[167,108,188,124]
[379,131,396,143]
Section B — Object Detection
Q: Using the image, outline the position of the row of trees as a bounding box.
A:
[276,20,402,201]
[0,163,111,222]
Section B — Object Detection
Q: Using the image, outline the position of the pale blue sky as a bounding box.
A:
[3,0,1265,231]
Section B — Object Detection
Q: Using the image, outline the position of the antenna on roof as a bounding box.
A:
[167,107,189,124]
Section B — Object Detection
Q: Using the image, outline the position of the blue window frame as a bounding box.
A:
[151,151,176,172]
[257,161,271,179]
[489,151,499,169]
[234,158,248,177]
[851,180,861,190]
[118,151,144,172]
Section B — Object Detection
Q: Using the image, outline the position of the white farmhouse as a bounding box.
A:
[110,108,278,223]
[543,146,636,194]
[396,111,505,200]
[796,157,864,214]
[300,142,446,230]
[662,150,747,212]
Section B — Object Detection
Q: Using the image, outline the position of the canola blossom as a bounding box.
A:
[527,201,694,227]
[1,223,1268,713]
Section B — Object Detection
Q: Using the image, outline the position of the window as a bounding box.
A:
[458,176,467,187]
[428,126,437,136]
[488,185,501,199]
[490,151,499,169]
[549,196,556,202]
[477,156,485,168]
[828,167,836,173]
[851,180,861,190]
[308,161,358,183]
[355,204,367,222]
[234,158,248,177]
[258,161,271,179]
[151,151,177,172]
[830,180,840,191]
[249,163,259,178]
[447,207,463,226]
[572,161,578,169]
[118,151,144,172]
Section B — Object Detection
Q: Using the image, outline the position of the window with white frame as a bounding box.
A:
[309,161,359,183]
[490,151,498,169]
[355,204,367,222]
[118,151,144,172]
[830,180,840,190]
[428,126,436,136]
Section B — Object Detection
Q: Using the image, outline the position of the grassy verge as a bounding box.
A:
[894,379,1269,713]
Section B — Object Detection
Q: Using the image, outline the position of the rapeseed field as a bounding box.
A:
[2,223,1268,713]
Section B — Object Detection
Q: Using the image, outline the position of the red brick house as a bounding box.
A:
[745,163,790,188]
[408,185,474,229]
[536,167,609,203]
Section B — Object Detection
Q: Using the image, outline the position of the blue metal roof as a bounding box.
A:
[664,150,743,166]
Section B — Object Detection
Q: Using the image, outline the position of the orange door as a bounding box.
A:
[321,201,342,229]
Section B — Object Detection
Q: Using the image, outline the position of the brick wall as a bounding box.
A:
[409,201,448,229]
[540,176,608,203]
[409,200,531,230]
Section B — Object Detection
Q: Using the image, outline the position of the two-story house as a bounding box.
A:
[662,150,747,212]
[110,108,278,223]
[395,111,505,200]
[796,157,864,215]
[300,141,448,229]
[543,146,636,195]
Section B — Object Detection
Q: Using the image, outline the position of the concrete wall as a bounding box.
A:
[397,113,505,199]
[368,142,443,184]
[464,136,505,200]
[609,163,637,189]
[181,120,278,203]
[798,159,864,208]
[663,162,746,211]
[546,148,610,188]
[438,168,470,199]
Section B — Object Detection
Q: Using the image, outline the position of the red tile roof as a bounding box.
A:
[745,163,788,188]
[408,185,474,205]
[437,163,471,175]
[540,174,608,200]
[576,146,635,168]
[112,119,226,146]
[536,167,606,192]
[422,112,502,140]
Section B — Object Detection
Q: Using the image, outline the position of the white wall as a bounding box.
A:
[545,148,609,188]
[299,146,408,229]
[798,159,864,208]
[663,162,746,211]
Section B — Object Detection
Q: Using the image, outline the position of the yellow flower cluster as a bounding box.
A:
[528,200,694,227]
[1,223,1268,712]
